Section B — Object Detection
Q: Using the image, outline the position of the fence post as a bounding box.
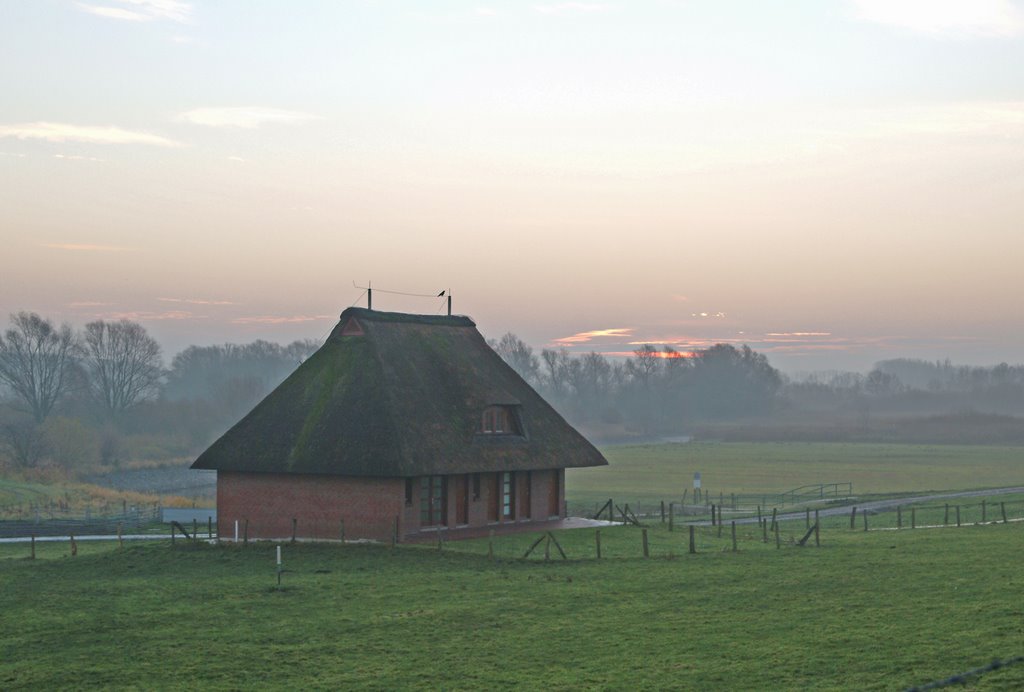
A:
[897,505,902,529]
[193,518,198,542]
[944,504,949,526]
[688,525,696,554]
[806,508,810,529]
[814,511,820,547]
[642,528,649,558]
[661,500,665,523]
[171,524,175,545]
[71,534,77,556]
[118,522,123,548]
[208,516,213,540]
[762,518,768,543]
[956,505,961,528]
[1001,502,1008,524]
[731,521,737,552]
[31,534,35,560]
[711,504,716,526]
[863,510,868,532]
[982,500,987,524]
[770,507,778,532]
[668,503,674,532]
[775,521,780,549]
[912,507,916,529]
[850,506,857,529]
[622,503,630,525]
[717,516,723,538]
[595,529,601,559]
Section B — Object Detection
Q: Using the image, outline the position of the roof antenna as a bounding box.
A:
[447,290,452,316]
[367,280,372,310]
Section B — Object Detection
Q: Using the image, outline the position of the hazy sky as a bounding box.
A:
[2,0,1023,371]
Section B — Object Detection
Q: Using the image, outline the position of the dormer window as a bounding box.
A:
[480,405,520,435]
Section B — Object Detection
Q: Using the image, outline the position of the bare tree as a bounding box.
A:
[0,312,80,423]
[488,332,540,386]
[83,319,163,417]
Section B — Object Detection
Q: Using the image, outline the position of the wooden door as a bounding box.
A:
[488,473,500,522]
[548,469,561,517]
[454,474,469,525]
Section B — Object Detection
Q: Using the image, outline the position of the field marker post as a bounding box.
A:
[642,528,649,558]
[850,507,857,529]
[71,534,77,556]
[863,511,868,532]
[668,503,674,532]
[911,507,916,529]
[897,506,902,529]
[595,529,601,559]
[956,506,961,527]
[234,520,239,542]
[291,518,297,543]
[944,504,949,526]
[276,545,282,587]
[1001,502,1008,524]
[30,534,35,560]
[731,521,737,552]
[660,500,665,523]
[688,525,696,554]
[982,500,987,524]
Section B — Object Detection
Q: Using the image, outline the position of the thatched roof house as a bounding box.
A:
[193,307,606,541]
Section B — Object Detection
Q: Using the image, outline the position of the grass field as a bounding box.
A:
[3,513,1024,690]
[567,442,1024,506]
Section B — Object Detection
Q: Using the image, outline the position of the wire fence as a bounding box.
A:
[0,507,163,537]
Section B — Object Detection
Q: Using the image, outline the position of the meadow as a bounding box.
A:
[568,441,1024,506]
[3,442,1024,689]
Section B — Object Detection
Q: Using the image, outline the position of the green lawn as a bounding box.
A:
[3,517,1024,690]
[568,442,1024,506]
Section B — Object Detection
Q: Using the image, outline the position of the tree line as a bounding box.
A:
[0,312,317,469]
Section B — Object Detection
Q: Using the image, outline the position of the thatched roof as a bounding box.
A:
[191,308,607,477]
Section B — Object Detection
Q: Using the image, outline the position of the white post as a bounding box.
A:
[276,545,282,566]
[234,520,239,542]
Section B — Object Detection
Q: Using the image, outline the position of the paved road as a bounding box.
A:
[721,486,1024,526]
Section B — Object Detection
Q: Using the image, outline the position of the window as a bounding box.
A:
[502,471,515,520]
[480,406,520,435]
[420,476,446,527]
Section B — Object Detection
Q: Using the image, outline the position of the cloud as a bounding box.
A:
[534,3,611,15]
[553,327,633,345]
[227,156,246,162]
[54,153,104,162]
[691,312,726,318]
[98,310,199,321]
[42,243,135,252]
[765,332,833,337]
[67,301,113,307]
[158,297,236,306]
[231,315,333,325]
[848,0,1024,38]
[0,122,179,146]
[177,107,322,129]
[76,0,191,23]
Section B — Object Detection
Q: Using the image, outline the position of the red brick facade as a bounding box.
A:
[218,469,565,542]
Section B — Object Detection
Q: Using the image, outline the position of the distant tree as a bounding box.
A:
[865,369,901,396]
[626,344,661,389]
[540,348,572,401]
[688,344,781,418]
[0,312,80,423]
[489,332,540,386]
[82,319,163,418]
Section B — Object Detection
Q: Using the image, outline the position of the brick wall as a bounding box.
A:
[218,468,566,542]
[218,471,404,542]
